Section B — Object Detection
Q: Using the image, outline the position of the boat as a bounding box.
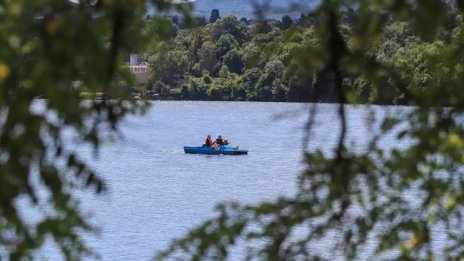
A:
[184,145,248,155]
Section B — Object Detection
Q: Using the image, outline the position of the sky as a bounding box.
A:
[152,0,319,19]
[67,0,320,19]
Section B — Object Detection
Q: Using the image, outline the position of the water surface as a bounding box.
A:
[36,101,404,260]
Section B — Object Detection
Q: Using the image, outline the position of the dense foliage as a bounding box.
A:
[0,0,191,260]
[146,13,318,102]
[146,8,452,104]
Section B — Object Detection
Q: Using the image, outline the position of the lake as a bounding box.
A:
[34,101,404,260]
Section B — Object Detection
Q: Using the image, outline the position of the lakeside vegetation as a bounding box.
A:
[143,8,456,105]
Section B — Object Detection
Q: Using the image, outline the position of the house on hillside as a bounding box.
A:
[126,53,151,85]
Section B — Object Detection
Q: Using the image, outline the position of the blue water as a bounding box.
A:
[158,0,320,19]
[24,101,408,260]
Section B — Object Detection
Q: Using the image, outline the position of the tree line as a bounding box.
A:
[144,8,455,105]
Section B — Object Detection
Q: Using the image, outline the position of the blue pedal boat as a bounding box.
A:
[184,145,248,155]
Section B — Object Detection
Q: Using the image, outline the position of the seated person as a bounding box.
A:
[205,135,219,150]
[216,135,230,146]
[216,135,224,145]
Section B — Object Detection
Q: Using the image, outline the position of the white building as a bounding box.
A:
[126,53,151,84]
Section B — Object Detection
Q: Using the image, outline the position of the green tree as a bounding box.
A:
[209,9,220,24]
[242,67,262,100]
[190,30,204,62]
[223,48,244,74]
[218,64,229,78]
[254,60,284,101]
[180,84,189,98]
[230,80,247,101]
[153,81,170,95]
[284,64,314,102]
[187,76,208,99]
[271,78,288,101]
[0,0,190,259]
[207,80,230,100]
[150,49,190,87]
[215,33,239,59]
[208,15,250,45]
[251,20,273,35]
[190,63,202,77]
[241,43,264,68]
[198,41,218,76]
[279,15,294,30]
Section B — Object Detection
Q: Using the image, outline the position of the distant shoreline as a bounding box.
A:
[150,0,319,20]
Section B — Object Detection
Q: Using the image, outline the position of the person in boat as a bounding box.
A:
[216,135,230,146]
[216,135,224,145]
[205,135,219,150]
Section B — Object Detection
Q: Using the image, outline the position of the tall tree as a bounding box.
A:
[198,41,218,75]
[279,15,294,30]
[209,9,220,24]
[223,49,244,74]
[0,0,190,259]
[215,33,239,59]
[209,15,250,45]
